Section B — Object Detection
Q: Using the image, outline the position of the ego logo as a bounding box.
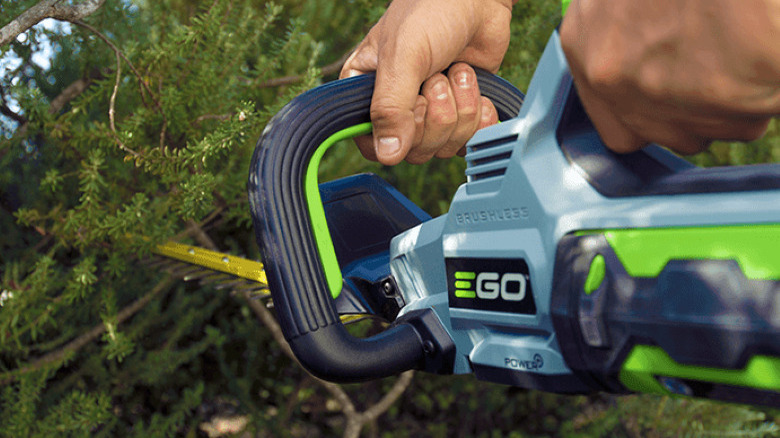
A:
[447,258,536,315]
[454,272,527,301]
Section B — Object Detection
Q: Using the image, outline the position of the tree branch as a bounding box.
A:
[48,76,92,113]
[170,208,225,243]
[70,20,163,157]
[0,84,25,126]
[258,51,352,88]
[0,102,26,124]
[186,219,218,251]
[0,0,107,47]
[73,20,160,109]
[106,48,136,155]
[342,371,415,438]
[9,76,93,141]
[0,275,176,385]
[241,289,413,438]
[240,290,358,411]
[363,370,415,422]
[180,220,412,438]
[194,114,232,124]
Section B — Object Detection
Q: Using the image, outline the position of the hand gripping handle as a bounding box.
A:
[248,71,524,382]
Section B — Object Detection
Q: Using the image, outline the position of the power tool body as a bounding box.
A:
[248,31,780,406]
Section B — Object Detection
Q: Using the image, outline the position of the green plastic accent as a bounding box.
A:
[455,271,476,280]
[455,281,472,289]
[584,254,606,295]
[620,345,780,395]
[455,290,476,299]
[305,122,373,298]
[562,0,571,15]
[577,224,780,280]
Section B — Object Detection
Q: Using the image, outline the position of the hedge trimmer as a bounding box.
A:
[160,30,780,407]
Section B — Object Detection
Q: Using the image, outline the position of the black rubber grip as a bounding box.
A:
[248,71,524,382]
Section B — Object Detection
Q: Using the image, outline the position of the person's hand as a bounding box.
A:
[340,0,515,165]
[560,0,780,154]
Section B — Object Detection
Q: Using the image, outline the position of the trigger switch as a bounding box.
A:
[579,254,610,348]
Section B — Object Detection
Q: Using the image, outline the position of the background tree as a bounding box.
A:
[1,0,778,436]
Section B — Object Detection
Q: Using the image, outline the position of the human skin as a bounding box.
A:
[341,0,780,164]
[340,0,514,165]
[560,0,780,154]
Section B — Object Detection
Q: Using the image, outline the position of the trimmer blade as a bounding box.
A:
[150,241,371,324]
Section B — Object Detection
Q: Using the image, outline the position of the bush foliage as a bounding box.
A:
[1,0,778,436]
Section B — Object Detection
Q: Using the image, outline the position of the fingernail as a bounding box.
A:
[414,105,426,124]
[376,136,401,156]
[433,81,448,100]
[456,71,470,88]
[482,101,492,121]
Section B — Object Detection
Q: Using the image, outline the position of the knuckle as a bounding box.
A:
[585,59,624,89]
[635,64,673,100]
[370,100,403,120]
[598,127,645,154]
[456,98,478,117]
[369,100,407,127]
[428,108,458,127]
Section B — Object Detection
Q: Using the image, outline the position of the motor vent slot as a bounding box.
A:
[465,135,517,183]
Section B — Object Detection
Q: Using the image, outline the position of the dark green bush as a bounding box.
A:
[1,1,777,436]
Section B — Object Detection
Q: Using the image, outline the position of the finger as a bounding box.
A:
[435,64,482,159]
[370,46,430,165]
[370,92,422,164]
[652,130,712,155]
[630,115,765,155]
[454,98,498,157]
[342,31,381,161]
[411,95,428,148]
[411,74,458,164]
[340,26,380,79]
[341,47,378,79]
[574,80,647,153]
[354,135,377,161]
[341,38,428,164]
[477,96,499,130]
[589,109,647,154]
[695,116,773,144]
[369,5,462,165]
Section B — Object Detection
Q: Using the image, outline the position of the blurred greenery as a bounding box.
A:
[1,0,778,436]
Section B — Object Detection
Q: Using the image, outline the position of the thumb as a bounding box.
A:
[340,32,420,165]
[369,42,431,165]
[369,83,418,165]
